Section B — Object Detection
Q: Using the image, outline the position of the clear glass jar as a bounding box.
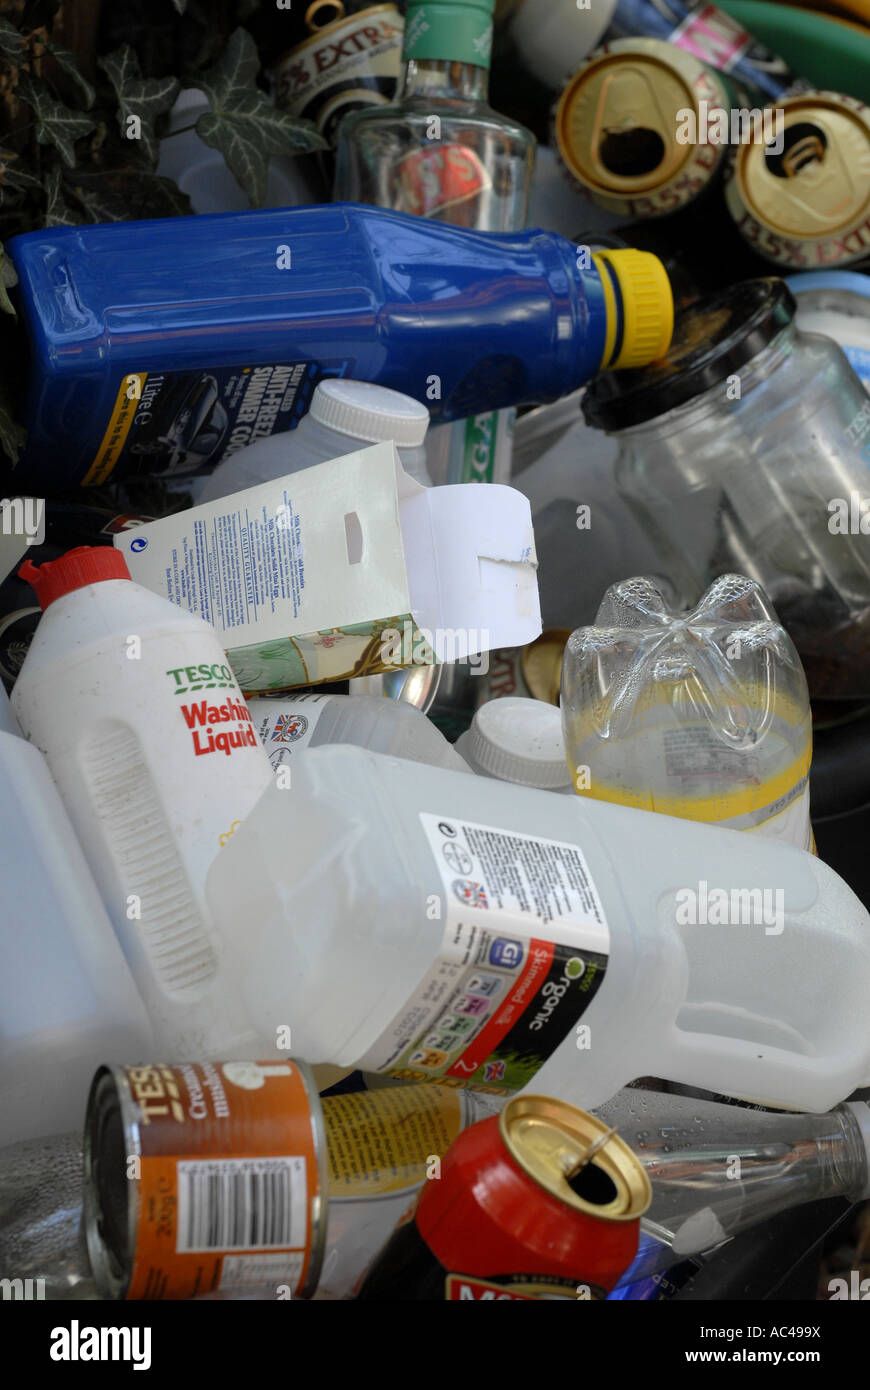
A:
[582,279,870,700]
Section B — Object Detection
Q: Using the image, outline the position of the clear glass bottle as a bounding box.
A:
[333,0,536,485]
[582,278,870,701]
[594,1087,870,1279]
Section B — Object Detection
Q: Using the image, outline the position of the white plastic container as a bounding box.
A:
[455,696,574,792]
[206,744,870,1114]
[247,692,470,774]
[12,547,273,1058]
[200,378,433,501]
[787,271,870,393]
[509,0,617,89]
[0,687,153,1148]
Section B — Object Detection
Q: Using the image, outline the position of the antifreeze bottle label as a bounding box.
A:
[358,815,610,1094]
[83,359,354,486]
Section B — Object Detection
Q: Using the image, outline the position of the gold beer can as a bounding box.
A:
[553,37,733,219]
[725,91,870,269]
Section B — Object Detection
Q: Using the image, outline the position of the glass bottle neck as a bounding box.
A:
[397,58,489,104]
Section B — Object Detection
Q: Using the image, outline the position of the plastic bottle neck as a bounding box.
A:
[397,58,489,105]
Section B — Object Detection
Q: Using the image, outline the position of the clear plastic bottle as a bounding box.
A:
[199,379,433,502]
[561,574,815,848]
[334,0,536,486]
[12,547,273,1060]
[595,1087,870,1278]
[247,692,470,773]
[455,696,574,791]
[582,278,870,701]
[206,743,870,1113]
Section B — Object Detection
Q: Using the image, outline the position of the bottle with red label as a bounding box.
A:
[333,0,536,485]
[11,547,273,1061]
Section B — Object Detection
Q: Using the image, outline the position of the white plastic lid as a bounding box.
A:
[310,379,431,448]
[456,697,573,790]
[846,1100,870,1198]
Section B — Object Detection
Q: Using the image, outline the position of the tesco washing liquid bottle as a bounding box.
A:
[7,204,672,489]
[11,547,273,1058]
[205,743,870,1114]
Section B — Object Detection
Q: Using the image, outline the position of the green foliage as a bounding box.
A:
[196,28,326,207]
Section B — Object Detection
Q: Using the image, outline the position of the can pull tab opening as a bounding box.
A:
[599,128,666,179]
[767,123,827,178]
[565,1162,620,1207]
[562,1124,620,1206]
[306,0,345,30]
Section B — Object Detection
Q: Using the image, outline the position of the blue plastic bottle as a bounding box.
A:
[8,203,672,489]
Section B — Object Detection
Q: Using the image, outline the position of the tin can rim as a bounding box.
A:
[83,1065,140,1301]
[84,1061,330,1302]
[500,1095,652,1223]
[553,38,726,199]
[294,1058,329,1299]
[729,90,870,241]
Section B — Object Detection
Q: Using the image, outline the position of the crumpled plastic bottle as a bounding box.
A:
[0,1132,97,1300]
[561,573,814,849]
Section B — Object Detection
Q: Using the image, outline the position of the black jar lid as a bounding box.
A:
[582,278,797,432]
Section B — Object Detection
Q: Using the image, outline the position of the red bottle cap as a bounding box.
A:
[19,545,131,610]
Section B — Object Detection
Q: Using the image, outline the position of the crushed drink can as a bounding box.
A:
[356,1095,652,1300]
[607,0,809,102]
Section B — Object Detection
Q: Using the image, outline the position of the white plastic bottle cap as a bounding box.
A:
[310,379,431,448]
[455,697,573,790]
[846,1100,870,1198]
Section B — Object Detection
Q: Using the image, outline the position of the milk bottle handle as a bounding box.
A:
[651,1026,829,1099]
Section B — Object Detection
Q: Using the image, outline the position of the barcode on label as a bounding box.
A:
[176,1156,307,1253]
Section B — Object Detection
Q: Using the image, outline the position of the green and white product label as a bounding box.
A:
[357,814,609,1094]
[403,2,494,69]
[251,693,331,771]
[447,407,515,485]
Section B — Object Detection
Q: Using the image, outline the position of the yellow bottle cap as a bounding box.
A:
[593,248,673,370]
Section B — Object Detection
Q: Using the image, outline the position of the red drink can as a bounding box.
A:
[356,1094,652,1300]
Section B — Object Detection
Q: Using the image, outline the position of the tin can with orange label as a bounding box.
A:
[84,1063,502,1301]
[84,1061,328,1300]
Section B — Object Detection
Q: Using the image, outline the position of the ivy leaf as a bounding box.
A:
[0,149,43,195]
[0,240,17,317]
[44,39,97,110]
[0,388,26,468]
[0,19,26,61]
[195,27,327,207]
[43,166,79,227]
[98,45,180,167]
[16,73,96,168]
[67,168,193,223]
